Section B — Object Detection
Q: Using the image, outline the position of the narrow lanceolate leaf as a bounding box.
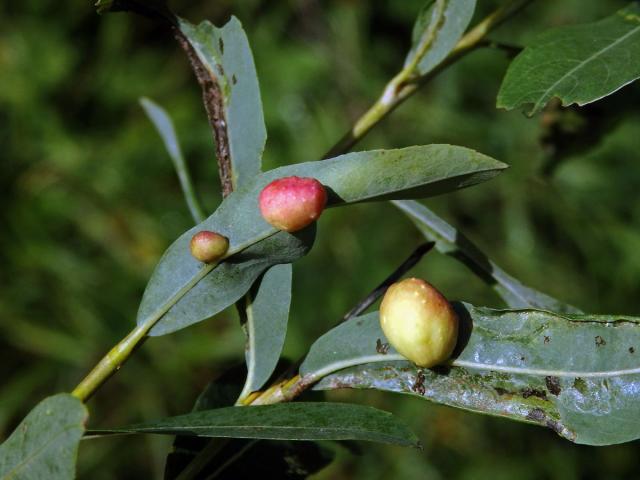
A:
[140,145,506,336]
[0,394,88,479]
[165,366,334,480]
[405,0,476,75]
[307,306,640,446]
[497,3,640,115]
[140,97,205,223]
[392,200,581,313]
[179,16,267,189]
[238,264,293,399]
[96,403,419,447]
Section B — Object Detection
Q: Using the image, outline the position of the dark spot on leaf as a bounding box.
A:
[412,370,426,395]
[595,335,606,347]
[450,302,474,356]
[526,408,545,422]
[216,64,225,77]
[356,320,363,326]
[430,365,451,375]
[526,408,569,438]
[629,347,635,354]
[326,379,352,390]
[522,388,547,400]
[545,376,561,396]
[543,336,550,344]
[232,74,237,84]
[375,339,390,354]
[520,355,526,361]
[573,377,587,394]
[545,419,566,435]
[494,387,509,396]
[218,38,224,54]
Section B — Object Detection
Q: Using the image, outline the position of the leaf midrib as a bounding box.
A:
[1,424,79,480]
[141,152,504,331]
[533,21,640,111]
[304,351,640,382]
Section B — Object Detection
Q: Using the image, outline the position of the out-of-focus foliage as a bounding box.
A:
[1,0,639,478]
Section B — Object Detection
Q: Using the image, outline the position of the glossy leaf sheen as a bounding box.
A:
[309,306,640,446]
[392,200,581,313]
[240,264,293,396]
[164,366,335,480]
[0,394,87,479]
[140,145,506,336]
[497,4,640,115]
[99,403,419,447]
[180,16,266,187]
[406,0,476,75]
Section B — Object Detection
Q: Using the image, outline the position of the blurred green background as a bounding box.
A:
[2,0,640,478]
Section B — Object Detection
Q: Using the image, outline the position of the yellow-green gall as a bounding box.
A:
[189,231,229,263]
[379,278,458,368]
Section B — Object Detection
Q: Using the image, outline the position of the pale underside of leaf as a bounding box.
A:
[239,264,292,398]
[391,199,581,313]
[405,0,477,75]
[304,306,640,445]
[179,16,267,189]
[140,97,206,223]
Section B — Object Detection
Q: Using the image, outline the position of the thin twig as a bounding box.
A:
[341,242,435,322]
[477,39,523,57]
[324,0,536,159]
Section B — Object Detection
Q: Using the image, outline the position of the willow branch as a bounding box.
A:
[245,0,537,408]
[324,0,536,159]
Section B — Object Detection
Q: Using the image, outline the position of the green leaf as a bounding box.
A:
[140,145,506,336]
[238,264,293,400]
[165,366,334,479]
[137,99,285,405]
[306,306,640,446]
[140,97,205,223]
[392,200,581,313]
[179,17,267,189]
[497,4,640,115]
[96,403,419,447]
[300,312,399,381]
[405,0,477,75]
[0,394,88,480]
